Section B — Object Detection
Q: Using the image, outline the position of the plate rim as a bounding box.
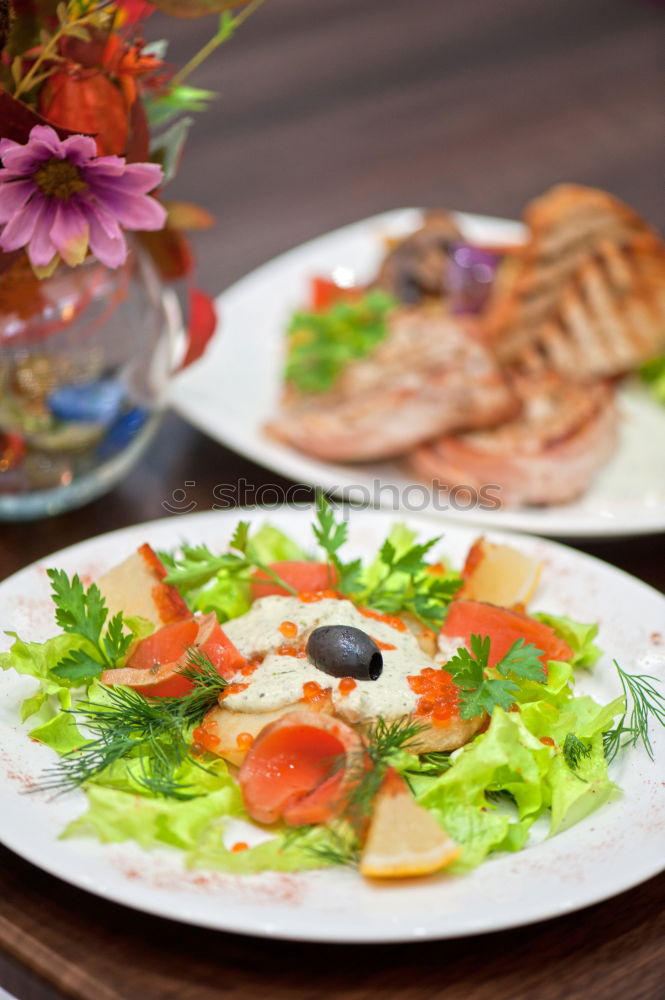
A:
[1,505,664,943]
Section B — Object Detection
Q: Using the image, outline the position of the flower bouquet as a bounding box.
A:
[0,0,262,518]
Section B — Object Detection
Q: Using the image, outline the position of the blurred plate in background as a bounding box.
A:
[169,209,665,538]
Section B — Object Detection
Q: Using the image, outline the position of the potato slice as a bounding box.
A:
[460,538,543,608]
[97,543,190,626]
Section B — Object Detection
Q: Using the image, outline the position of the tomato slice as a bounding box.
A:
[239,710,364,825]
[101,614,247,698]
[250,561,337,600]
[441,600,573,667]
[310,276,360,311]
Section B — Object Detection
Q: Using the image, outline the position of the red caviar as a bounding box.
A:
[358,607,407,632]
[192,715,221,754]
[408,667,460,726]
[279,620,298,638]
[221,682,249,698]
[302,680,325,702]
[338,677,357,696]
[236,732,254,751]
[371,637,397,651]
[276,642,307,658]
[298,589,338,603]
[240,660,261,676]
[231,842,249,853]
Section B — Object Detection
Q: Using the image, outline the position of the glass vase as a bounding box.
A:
[0,248,179,520]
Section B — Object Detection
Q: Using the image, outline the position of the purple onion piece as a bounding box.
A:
[446,242,502,315]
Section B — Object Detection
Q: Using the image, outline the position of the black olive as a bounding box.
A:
[306,625,383,681]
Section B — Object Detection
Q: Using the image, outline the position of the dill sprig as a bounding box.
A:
[563,733,592,772]
[603,661,665,764]
[341,717,426,829]
[38,649,227,799]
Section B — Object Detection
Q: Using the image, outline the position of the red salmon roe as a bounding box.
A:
[302,680,325,702]
[192,717,221,754]
[279,620,298,638]
[371,637,397,651]
[236,732,254,751]
[240,660,261,676]
[231,842,249,853]
[276,642,307,658]
[358,607,407,632]
[298,589,338,603]
[408,667,460,726]
[221,682,249,698]
[338,677,357,696]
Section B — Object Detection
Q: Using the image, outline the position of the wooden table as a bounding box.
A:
[1,0,664,996]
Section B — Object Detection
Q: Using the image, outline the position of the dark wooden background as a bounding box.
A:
[1,0,664,996]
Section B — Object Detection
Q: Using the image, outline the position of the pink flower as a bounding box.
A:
[0,125,166,272]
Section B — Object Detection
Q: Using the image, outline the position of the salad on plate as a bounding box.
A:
[1,499,664,880]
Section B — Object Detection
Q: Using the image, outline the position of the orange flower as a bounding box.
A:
[39,67,129,155]
[101,34,164,108]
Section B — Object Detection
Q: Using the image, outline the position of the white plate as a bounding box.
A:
[1,506,664,943]
[169,208,665,539]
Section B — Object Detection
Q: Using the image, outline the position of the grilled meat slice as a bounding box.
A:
[410,373,618,507]
[267,305,518,462]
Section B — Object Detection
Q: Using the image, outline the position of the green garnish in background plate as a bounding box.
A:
[285,290,396,393]
[639,355,665,405]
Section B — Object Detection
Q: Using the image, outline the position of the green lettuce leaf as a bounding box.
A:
[188,824,339,874]
[63,783,242,849]
[0,632,96,722]
[415,708,553,870]
[29,710,86,755]
[534,613,602,668]
[191,574,251,621]
[548,734,621,835]
[246,523,307,564]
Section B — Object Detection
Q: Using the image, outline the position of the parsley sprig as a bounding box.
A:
[160,522,297,595]
[603,661,665,763]
[47,570,134,683]
[446,634,546,719]
[39,650,227,799]
[312,494,461,629]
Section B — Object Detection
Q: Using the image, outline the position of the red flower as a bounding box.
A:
[114,1,156,24]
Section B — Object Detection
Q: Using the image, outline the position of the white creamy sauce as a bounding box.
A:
[221,595,464,721]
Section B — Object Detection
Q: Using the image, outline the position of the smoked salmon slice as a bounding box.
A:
[101,613,246,697]
[441,599,573,667]
[238,710,364,826]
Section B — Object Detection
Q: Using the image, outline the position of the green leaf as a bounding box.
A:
[495,639,546,682]
[103,613,133,665]
[639,354,665,405]
[145,85,217,128]
[51,649,103,683]
[245,523,306,564]
[149,116,194,185]
[229,520,250,555]
[29,712,86,756]
[285,291,396,393]
[47,570,107,644]
[533,613,602,669]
